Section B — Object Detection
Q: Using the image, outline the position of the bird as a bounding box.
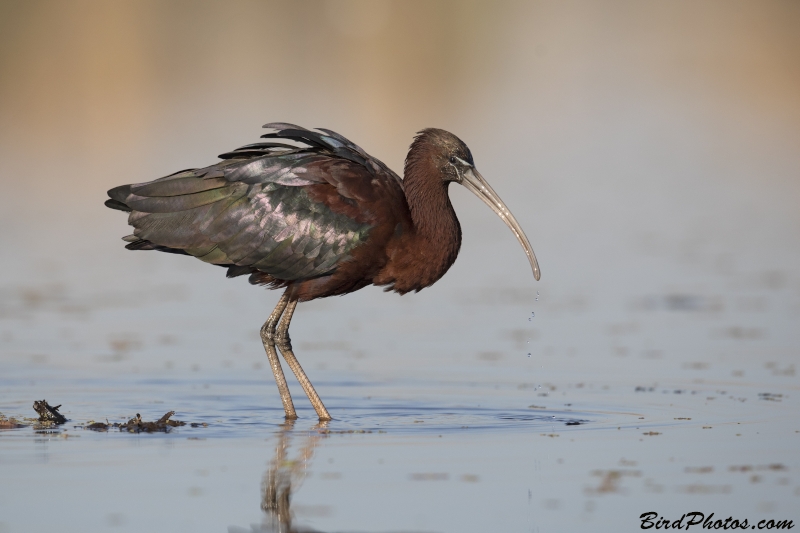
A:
[105,123,540,421]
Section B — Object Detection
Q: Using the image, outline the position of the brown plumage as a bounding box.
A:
[106,123,539,420]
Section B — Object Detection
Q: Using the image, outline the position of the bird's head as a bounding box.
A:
[407,128,541,281]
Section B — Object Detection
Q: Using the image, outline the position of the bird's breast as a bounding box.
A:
[375,222,462,295]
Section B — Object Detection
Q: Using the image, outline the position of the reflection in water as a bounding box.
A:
[259,420,326,533]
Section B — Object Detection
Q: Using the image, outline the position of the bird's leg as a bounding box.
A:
[275,299,332,421]
[260,293,297,420]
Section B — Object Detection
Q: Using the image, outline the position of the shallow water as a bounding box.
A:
[1,273,798,532]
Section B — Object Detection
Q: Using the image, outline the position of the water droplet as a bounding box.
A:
[528,317,531,322]
[527,353,531,357]
[531,312,535,318]
[535,291,539,301]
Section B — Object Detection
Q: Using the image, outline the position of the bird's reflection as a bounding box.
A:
[259,419,327,533]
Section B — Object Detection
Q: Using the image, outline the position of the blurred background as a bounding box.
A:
[2,2,799,532]
[0,0,798,387]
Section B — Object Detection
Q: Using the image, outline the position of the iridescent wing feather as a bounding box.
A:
[106,124,400,282]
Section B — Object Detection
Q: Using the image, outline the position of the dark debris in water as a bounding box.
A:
[0,413,26,429]
[25,400,206,433]
[120,412,186,433]
[33,399,67,424]
[82,411,204,433]
[758,393,783,402]
[81,412,208,433]
[85,421,112,431]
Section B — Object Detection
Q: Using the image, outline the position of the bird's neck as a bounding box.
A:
[402,157,462,276]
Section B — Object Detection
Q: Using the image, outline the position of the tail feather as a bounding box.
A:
[226,265,256,278]
[124,238,189,256]
[104,198,131,212]
[107,184,131,203]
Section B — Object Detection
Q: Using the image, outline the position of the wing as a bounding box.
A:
[106,124,401,282]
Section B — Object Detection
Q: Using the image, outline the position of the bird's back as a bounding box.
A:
[106,124,408,295]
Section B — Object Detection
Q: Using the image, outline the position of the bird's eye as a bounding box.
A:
[449,156,456,164]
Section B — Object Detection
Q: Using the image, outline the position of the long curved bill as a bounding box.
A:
[460,167,541,281]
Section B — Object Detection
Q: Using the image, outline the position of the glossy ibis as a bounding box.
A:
[106,123,540,421]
